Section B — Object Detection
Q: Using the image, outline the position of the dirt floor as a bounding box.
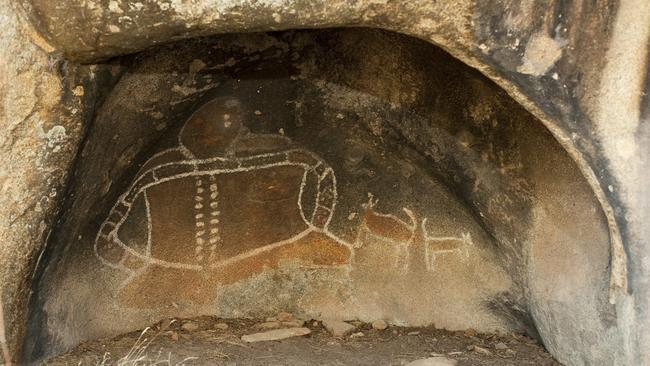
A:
[42,316,562,366]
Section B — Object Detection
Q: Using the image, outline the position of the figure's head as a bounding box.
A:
[179,98,244,158]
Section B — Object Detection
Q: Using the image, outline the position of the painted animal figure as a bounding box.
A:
[353,205,417,274]
[422,217,472,272]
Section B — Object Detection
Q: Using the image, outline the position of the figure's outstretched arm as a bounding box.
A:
[94,149,182,268]
[94,172,154,268]
[95,192,156,271]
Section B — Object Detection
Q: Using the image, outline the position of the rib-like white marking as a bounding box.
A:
[194,177,207,263]
[205,175,222,263]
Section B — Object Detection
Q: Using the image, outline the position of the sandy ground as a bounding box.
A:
[42,316,562,366]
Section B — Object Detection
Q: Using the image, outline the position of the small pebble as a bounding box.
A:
[257,321,281,329]
[167,331,179,341]
[181,321,199,331]
[322,319,356,337]
[495,342,508,350]
[277,312,294,322]
[282,320,305,328]
[215,323,229,330]
[464,328,477,337]
[471,345,492,356]
[407,331,420,336]
[159,318,175,331]
[350,332,365,338]
[372,319,388,330]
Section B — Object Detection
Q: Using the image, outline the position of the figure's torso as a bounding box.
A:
[144,164,308,266]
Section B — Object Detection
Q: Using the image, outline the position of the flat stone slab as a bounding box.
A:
[405,357,458,366]
[322,319,356,337]
[241,327,311,342]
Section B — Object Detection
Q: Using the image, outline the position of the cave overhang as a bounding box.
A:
[1,1,649,365]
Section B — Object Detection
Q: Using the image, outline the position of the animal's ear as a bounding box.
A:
[402,207,418,230]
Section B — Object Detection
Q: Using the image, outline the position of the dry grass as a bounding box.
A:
[96,327,197,366]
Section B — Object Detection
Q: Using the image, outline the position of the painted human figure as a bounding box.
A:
[94,98,351,309]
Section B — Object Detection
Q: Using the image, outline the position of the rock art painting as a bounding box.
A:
[422,218,472,272]
[94,99,351,308]
[94,98,475,310]
[353,201,417,275]
[353,199,473,275]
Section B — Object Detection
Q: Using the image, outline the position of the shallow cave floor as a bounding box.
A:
[42,316,562,366]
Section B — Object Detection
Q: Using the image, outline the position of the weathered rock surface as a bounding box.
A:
[0,1,648,366]
[0,1,116,362]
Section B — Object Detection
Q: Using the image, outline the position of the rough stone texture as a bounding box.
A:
[0,1,117,362]
[0,1,648,366]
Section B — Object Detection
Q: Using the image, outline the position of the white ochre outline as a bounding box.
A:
[94,147,340,273]
[94,127,475,300]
